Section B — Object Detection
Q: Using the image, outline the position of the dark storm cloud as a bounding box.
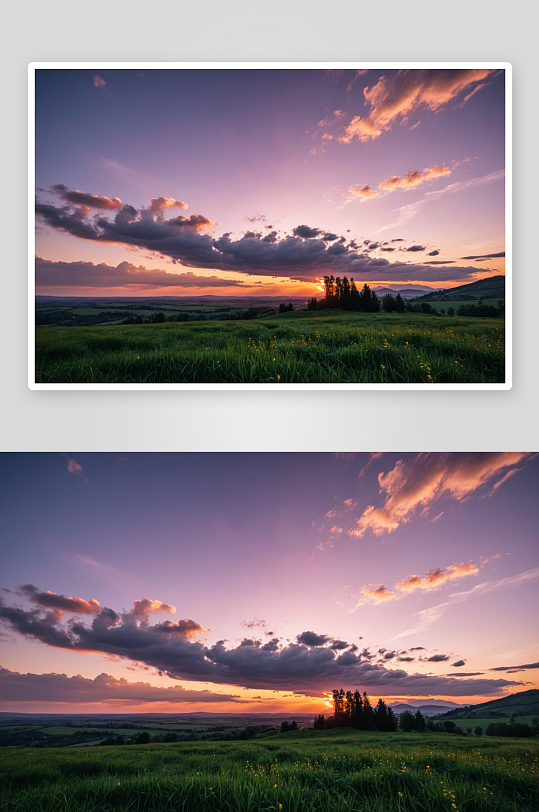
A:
[489,662,539,671]
[451,660,466,667]
[35,188,485,284]
[35,257,246,289]
[296,631,330,647]
[0,593,522,696]
[292,225,322,239]
[460,252,505,260]
[330,640,350,651]
[0,666,246,705]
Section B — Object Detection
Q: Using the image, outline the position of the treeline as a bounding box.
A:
[314,689,399,732]
[308,279,382,313]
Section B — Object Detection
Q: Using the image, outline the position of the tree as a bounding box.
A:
[313,714,326,730]
[395,293,405,313]
[278,303,288,314]
[414,710,426,733]
[474,726,483,736]
[398,710,416,732]
[290,721,298,731]
[307,297,319,311]
[420,302,432,314]
[135,731,151,744]
[280,721,290,733]
[288,303,295,311]
[447,307,455,316]
[152,312,165,323]
[382,294,397,313]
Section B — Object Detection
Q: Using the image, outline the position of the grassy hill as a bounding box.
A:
[412,275,505,307]
[433,689,539,722]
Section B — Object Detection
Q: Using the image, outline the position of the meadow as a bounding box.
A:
[1,729,537,812]
[34,311,505,384]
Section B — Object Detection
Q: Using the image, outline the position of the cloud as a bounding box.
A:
[349,453,532,538]
[131,599,176,618]
[153,620,211,638]
[372,170,505,234]
[0,667,245,706]
[338,69,497,143]
[489,662,539,671]
[379,165,451,192]
[428,250,440,257]
[35,257,248,290]
[404,245,426,252]
[396,562,479,593]
[426,654,450,663]
[452,660,466,667]
[347,184,379,202]
[358,585,396,604]
[35,190,490,285]
[20,584,100,615]
[0,589,520,696]
[93,75,106,89]
[296,631,330,647]
[292,225,322,239]
[390,567,539,641]
[52,184,122,211]
[149,197,188,215]
[67,458,82,475]
[445,672,484,677]
[325,498,357,519]
[459,252,505,260]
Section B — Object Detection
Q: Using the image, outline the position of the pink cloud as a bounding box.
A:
[52,185,122,211]
[93,75,106,89]
[149,196,188,214]
[396,562,480,593]
[67,458,82,474]
[131,599,176,618]
[379,164,452,191]
[358,584,396,604]
[350,453,532,538]
[338,69,497,143]
[346,184,379,202]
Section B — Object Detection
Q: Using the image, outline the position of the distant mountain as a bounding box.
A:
[432,689,539,721]
[411,275,505,303]
[389,702,462,717]
[373,285,434,299]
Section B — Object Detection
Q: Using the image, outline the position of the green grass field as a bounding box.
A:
[1,730,537,812]
[35,311,505,384]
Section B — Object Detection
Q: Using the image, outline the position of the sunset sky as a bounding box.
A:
[34,67,506,298]
[1,452,536,714]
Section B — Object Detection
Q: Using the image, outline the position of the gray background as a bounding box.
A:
[2,0,536,452]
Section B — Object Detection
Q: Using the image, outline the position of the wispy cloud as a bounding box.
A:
[389,568,539,640]
[349,452,530,539]
[372,170,505,234]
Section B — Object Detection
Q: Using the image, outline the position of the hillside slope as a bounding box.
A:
[433,689,539,721]
[412,275,505,303]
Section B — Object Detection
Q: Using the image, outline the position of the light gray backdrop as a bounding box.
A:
[2,0,536,452]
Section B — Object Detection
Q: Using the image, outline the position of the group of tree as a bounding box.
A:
[278,303,296,313]
[308,279,381,313]
[279,720,299,733]
[314,689,399,732]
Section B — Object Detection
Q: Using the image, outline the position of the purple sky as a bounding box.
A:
[1,453,536,713]
[34,67,506,297]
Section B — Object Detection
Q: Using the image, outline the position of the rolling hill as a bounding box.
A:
[411,275,505,304]
[432,689,539,721]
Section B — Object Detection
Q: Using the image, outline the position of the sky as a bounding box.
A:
[1,452,537,715]
[34,67,506,298]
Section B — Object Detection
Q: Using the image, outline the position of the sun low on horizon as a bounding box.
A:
[34,67,506,299]
[0,452,536,715]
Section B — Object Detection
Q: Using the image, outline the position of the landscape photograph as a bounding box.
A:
[31,65,508,386]
[1,452,537,811]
